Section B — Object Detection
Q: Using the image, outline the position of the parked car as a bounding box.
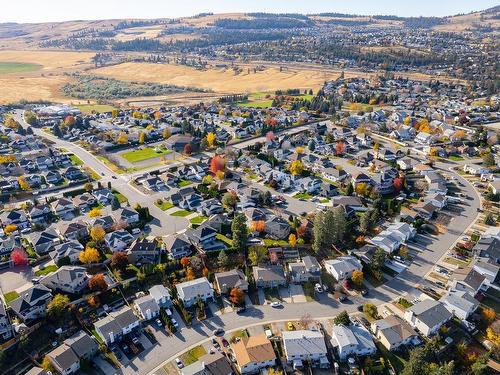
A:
[270,301,283,308]
[338,295,347,303]
[213,328,224,336]
[314,283,323,293]
[175,358,184,369]
[156,318,163,327]
[132,336,140,346]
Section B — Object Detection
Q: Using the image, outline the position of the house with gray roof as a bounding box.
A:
[50,241,83,265]
[63,330,98,360]
[148,284,172,308]
[134,295,160,320]
[214,269,248,294]
[371,315,419,351]
[181,351,233,375]
[40,266,88,294]
[282,330,329,369]
[176,277,214,307]
[324,256,362,281]
[10,284,52,322]
[46,343,80,375]
[288,256,321,283]
[253,265,286,288]
[440,290,479,320]
[164,234,192,260]
[330,324,376,361]
[404,299,452,336]
[94,306,140,345]
[0,301,12,340]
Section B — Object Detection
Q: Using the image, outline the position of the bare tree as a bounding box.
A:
[300,313,313,329]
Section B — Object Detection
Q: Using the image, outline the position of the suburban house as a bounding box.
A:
[127,238,160,265]
[449,267,489,296]
[371,315,419,351]
[105,230,134,252]
[324,256,362,281]
[282,330,330,369]
[46,343,80,375]
[231,334,276,374]
[330,324,376,361]
[288,256,321,283]
[63,330,98,361]
[164,234,192,260]
[176,277,214,308]
[0,302,12,340]
[148,285,172,308]
[50,241,84,265]
[440,290,479,320]
[404,299,452,336]
[253,265,287,288]
[214,269,249,294]
[10,285,53,322]
[180,351,233,375]
[115,207,140,225]
[40,266,88,294]
[94,306,140,345]
[29,228,61,254]
[134,295,160,320]
[51,198,76,219]
[56,220,89,241]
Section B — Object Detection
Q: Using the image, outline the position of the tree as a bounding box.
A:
[11,248,28,266]
[87,295,100,307]
[229,288,244,305]
[355,182,369,197]
[24,111,38,125]
[217,250,229,268]
[4,224,17,235]
[18,176,31,191]
[88,274,108,291]
[186,267,196,281]
[90,224,105,242]
[289,160,304,176]
[250,220,265,232]
[79,247,100,264]
[333,310,350,325]
[111,252,129,271]
[162,127,171,139]
[221,192,237,210]
[484,213,496,226]
[210,155,226,174]
[180,256,190,267]
[336,141,345,155]
[363,303,378,319]
[481,307,496,323]
[47,294,70,318]
[249,246,268,265]
[288,233,297,247]
[393,177,404,192]
[117,132,128,144]
[359,211,373,235]
[84,182,93,192]
[312,206,346,253]
[483,152,495,168]
[206,132,216,148]
[183,143,192,155]
[345,183,354,196]
[295,146,304,154]
[88,207,102,218]
[41,356,55,372]
[232,213,248,254]
[351,270,364,287]
[138,131,145,144]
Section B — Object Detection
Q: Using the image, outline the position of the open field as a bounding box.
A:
[76,104,116,114]
[94,62,342,94]
[121,147,172,163]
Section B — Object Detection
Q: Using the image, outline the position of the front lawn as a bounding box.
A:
[190,216,208,225]
[155,200,174,211]
[69,154,83,165]
[35,264,58,276]
[178,179,193,187]
[112,189,128,203]
[293,192,313,200]
[449,155,464,161]
[170,210,192,217]
[263,239,289,247]
[3,291,19,304]
[122,147,172,163]
[180,345,206,366]
[216,233,233,246]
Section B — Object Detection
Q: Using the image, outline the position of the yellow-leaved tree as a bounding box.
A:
[206,132,216,148]
[79,247,100,264]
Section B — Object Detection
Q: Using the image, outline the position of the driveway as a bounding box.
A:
[289,284,307,303]
[0,265,33,294]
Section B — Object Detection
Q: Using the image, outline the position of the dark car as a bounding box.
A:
[361,289,368,296]
[221,338,230,348]
[338,295,347,303]
[236,307,246,314]
[357,305,364,312]
[211,338,220,349]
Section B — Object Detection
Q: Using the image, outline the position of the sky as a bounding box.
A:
[1,0,499,23]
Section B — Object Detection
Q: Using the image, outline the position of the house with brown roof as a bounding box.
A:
[371,315,419,351]
[231,334,276,374]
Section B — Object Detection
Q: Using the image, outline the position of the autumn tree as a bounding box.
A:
[266,131,275,142]
[64,115,76,127]
[11,248,28,266]
[482,307,496,323]
[336,141,345,155]
[47,294,70,318]
[295,146,304,154]
[289,160,304,176]
[180,256,190,268]
[138,131,145,144]
[288,233,297,247]
[229,288,244,306]
[250,220,265,232]
[41,356,55,372]
[162,128,171,139]
[206,132,216,148]
[210,155,226,174]
[117,132,128,144]
[88,274,108,291]
[111,252,129,271]
[79,247,100,264]
[183,143,192,155]
[355,182,369,197]
[249,246,268,265]
[88,207,102,218]
[87,295,100,307]
[18,176,31,191]
[90,224,105,242]
[4,224,17,235]
[351,270,364,286]
[186,267,196,281]
[24,111,38,125]
[393,177,404,192]
[363,303,378,319]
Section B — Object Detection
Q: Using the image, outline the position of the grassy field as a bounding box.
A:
[0,62,42,74]
[178,179,193,187]
[155,200,174,211]
[35,265,58,276]
[112,190,128,203]
[69,154,83,165]
[190,215,207,225]
[180,345,206,366]
[121,147,172,163]
[3,291,19,304]
[170,210,192,217]
[76,104,116,114]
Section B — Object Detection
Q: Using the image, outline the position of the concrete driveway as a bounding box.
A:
[289,284,307,303]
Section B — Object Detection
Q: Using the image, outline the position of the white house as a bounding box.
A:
[324,256,362,281]
[440,290,479,320]
[176,277,214,308]
[148,285,172,308]
[94,306,140,345]
[282,330,330,369]
[404,299,452,337]
[330,324,376,361]
[134,295,160,320]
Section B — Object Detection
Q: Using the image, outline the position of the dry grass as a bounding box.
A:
[93,62,342,93]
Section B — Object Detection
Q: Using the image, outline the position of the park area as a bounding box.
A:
[121,147,172,163]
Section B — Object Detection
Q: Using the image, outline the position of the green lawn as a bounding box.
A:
[443,257,469,267]
[3,291,19,304]
[375,341,407,373]
[232,329,249,339]
[35,265,58,276]
[293,192,313,200]
[216,233,233,246]
[263,239,289,247]
[170,210,192,217]
[122,147,172,163]
[69,154,83,166]
[112,190,128,203]
[178,179,193,187]
[190,216,208,225]
[76,104,116,114]
[155,200,174,210]
[97,156,126,174]
[236,99,274,108]
[0,61,42,74]
[83,166,101,181]
[449,155,464,161]
[180,345,206,366]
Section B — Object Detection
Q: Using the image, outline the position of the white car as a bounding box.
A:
[171,318,179,328]
[270,302,282,308]
[314,283,323,293]
[175,358,184,369]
